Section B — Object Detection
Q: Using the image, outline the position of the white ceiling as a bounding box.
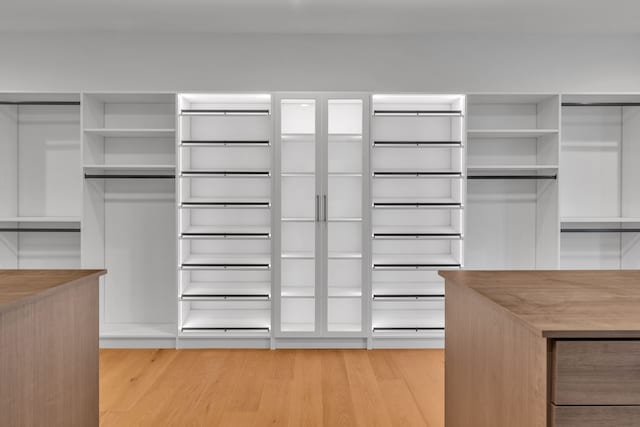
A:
[2,0,640,34]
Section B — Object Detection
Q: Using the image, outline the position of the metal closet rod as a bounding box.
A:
[373,294,445,299]
[84,174,175,179]
[373,110,462,116]
[373,233,462,238]
[562,102,640,107]
[373,202,462,207]
[181,109,270,115]
[373,327,444,331]
[181,233,270,238]
[181,140,270,145]
[561,228,640,233]
[0,101,80,105]
[373,140,462,146]
[182,327,270,331]
[373,171,462,176]
[467,175,557,180]
[0,228,80,232]
[182,294,270,299]
[181,171,270,176]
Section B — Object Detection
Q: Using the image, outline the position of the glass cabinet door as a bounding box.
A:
[325,98,366,334]
[279,98,320,334]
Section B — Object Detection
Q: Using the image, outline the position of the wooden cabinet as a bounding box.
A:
[442,270,640,427]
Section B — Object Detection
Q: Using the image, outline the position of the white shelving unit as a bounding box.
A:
[466,94,560,269]
[0,93,81,269]
[560,94,640,269]
[177,93,273,348]
[370,94,465,347]
[82,92,177,347]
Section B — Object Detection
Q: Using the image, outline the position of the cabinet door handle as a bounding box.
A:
[316,195,320,222]
[323,195,327,222]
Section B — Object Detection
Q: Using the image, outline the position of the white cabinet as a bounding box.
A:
[274,94,369,341]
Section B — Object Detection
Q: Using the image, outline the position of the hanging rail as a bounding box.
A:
[562,102,640,107]
[373,263,461,270]
[373,233,462,239]
[373,171,463,177]
[182,327,270,331]
[373,202,462,208]
[181,109,270,116]
[84,174,175,179]
[373,294,445,299]
[373,140,462,147]
[0,101,80,106]
[373,327,444,331]
[467,175,557,180]
[0,228,80,232]
[181,140,270,146]
[561,228,640,233]
[373,110,462,117]
[181,232,271,239]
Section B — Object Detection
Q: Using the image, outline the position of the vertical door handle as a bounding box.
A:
[316,195,320,222]
[323,195,327,222]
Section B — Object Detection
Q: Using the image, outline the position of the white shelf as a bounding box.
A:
[328,252,362,259]
[281,133,315,142]
[182,255,271,265]
[467,129,558,138]
[281,287,315,298]
[182,311,270,330]
[181,225,270,236]
[328,287,362,298]
[281,252,315,259]
[373,254,461,267]
[101,323,176,339]
[182,282,270,297]
[0,216,81,223]
[84,128,175,137]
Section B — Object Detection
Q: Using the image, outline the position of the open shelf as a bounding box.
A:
[100,323,176,339]
[84,128,175,137]
[468,129,558,138]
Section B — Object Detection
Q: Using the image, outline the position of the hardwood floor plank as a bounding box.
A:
[99,349,444,427]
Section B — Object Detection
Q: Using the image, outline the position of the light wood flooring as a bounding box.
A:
[100,349,444,427]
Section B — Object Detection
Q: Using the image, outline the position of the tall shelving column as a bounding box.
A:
[560,94,640,269]
[370,94,466,348]
[177,94,273,348]
[82,92,177,348]
[0,93,81,269]
[466,94,560,269]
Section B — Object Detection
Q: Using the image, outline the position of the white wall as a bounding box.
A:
[1,32,639,92]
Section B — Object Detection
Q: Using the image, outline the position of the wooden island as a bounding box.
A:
[441,270,640,427]
[0,270,106,426]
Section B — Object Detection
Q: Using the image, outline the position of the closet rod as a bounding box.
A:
[181,233,271,238]
[373,202,462,208]
[182,294,270,299]
[181,202,270,207]
[373,264,461,269]
[84,174,175,179]
[0,228,80,232]
[181,140,270,145]
[373,171,463,177]
[467,175,557,180]
[373,141,462,146]
[373,110,462,116]
[0,101,80,106]
[373,327,444,331]
[181,109,270,116]
[181,171,271,176]
[561,228,640,233]
[562,102,640,107]
[182,327,270,331]
[373,294,445,299]
[373,233,462,239]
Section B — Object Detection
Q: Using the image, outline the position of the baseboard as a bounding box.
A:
[100,337,177,349]
[177,337,271,349]
[274,337,368,349]
[371,337,444,349]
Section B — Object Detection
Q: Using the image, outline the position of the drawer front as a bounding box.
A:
[552,340,640,405]
[551,405,640,427]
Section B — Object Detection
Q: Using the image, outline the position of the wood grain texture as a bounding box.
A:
[440,270,640,338]
[552,340,640,405]
[0,273,103,427]
[444,275,548,427]
[99,349,444,427]
[0,269,105,312]
[551,405,640,427]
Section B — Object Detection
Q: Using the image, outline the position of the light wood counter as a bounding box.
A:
[441,270,640,427]
[0,269,106,427]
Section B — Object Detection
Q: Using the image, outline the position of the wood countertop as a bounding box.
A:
[0,269,106,313]
[439,270,640,338]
